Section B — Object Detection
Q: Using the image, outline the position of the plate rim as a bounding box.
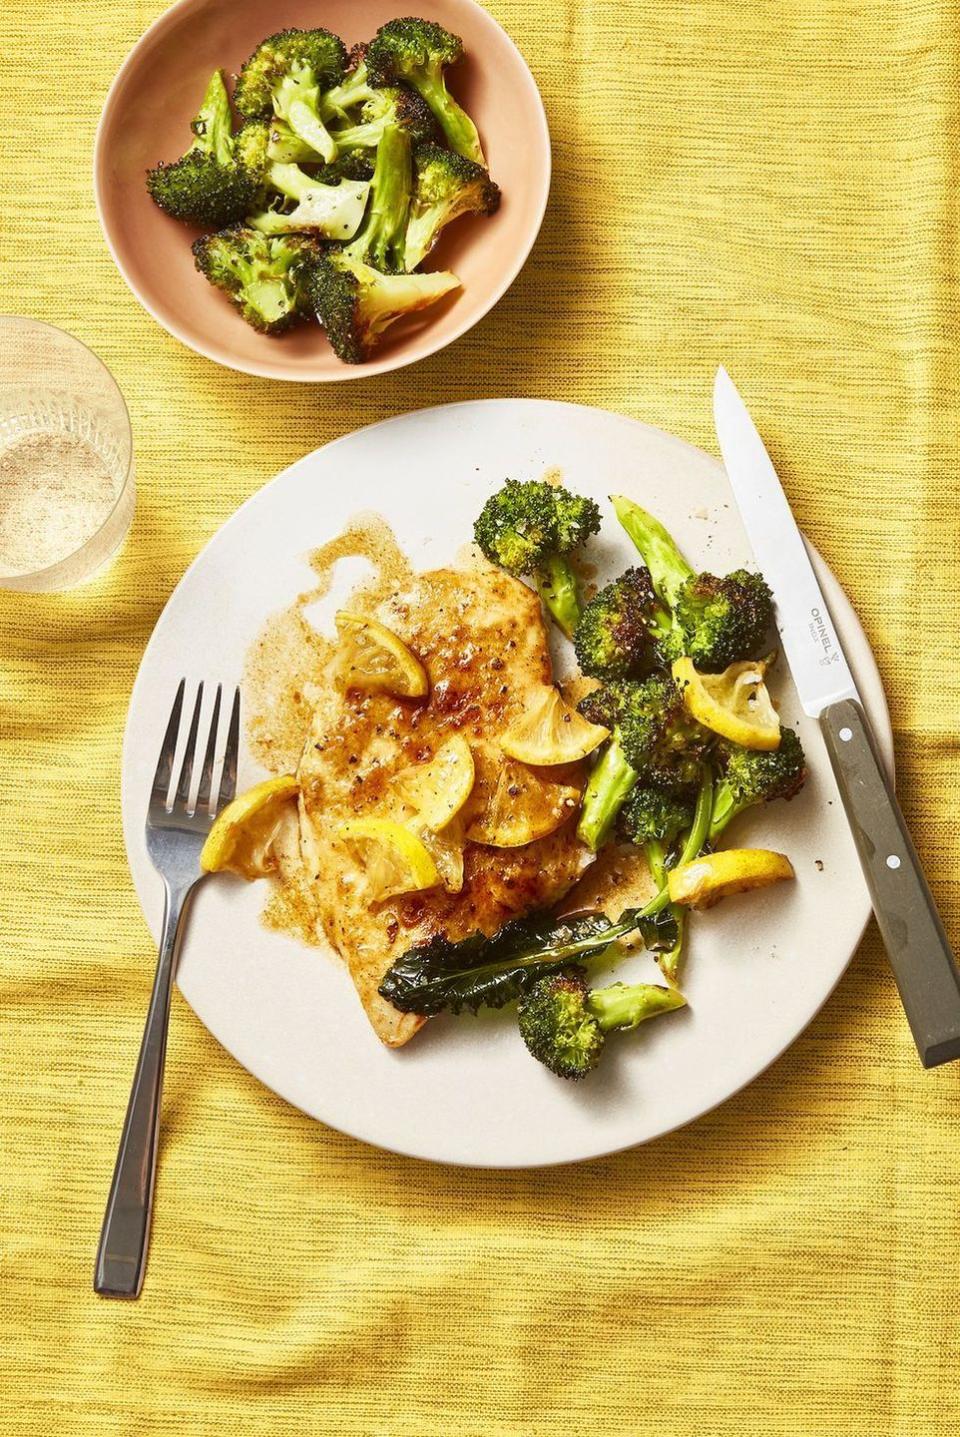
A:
[92,0,552,383]
[122,398,894,1166]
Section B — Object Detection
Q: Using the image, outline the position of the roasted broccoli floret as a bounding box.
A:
[192,226,319,333]
[576,676,709,851]
[612,496,774,671]
[367,17,484,165]
[331,85,436,153]
[147,71,258,226]
[709,727,807,841]
[621,785,695,877]
[234,29,348,163]
[306,252,460,363]
[473,479,601,637]
[234,28,347,115]
[573,566,670,682]
[518,969,685,1080]
[403,143,500,269]
[250,162,371,239]
[318,45,377,121]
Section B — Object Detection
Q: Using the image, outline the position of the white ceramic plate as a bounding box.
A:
[122,399,892,1166]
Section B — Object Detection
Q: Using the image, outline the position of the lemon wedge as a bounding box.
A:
[337,817,440,901]
[667,847,795,909]
[200,775,299,878]
[465,752,580,848]
[396,735,475,830]
[499,685,609,766]
[673,656,780,750]
[334,611,428,699]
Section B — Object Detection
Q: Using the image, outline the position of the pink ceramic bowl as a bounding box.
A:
[94,0,550,381]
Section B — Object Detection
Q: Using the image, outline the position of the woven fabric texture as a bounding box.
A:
[2,1,959,1433]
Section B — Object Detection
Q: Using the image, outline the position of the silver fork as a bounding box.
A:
[94,679,240,1299]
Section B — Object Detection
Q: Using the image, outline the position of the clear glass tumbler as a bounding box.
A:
[0,317,135,592]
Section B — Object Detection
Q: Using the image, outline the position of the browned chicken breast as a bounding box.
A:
[297,563,593,1046]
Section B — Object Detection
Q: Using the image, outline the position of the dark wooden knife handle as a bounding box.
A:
[821,698,960,1067]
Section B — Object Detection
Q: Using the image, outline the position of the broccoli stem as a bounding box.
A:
[367,123,412,269]
[576,735,639,852]
[611,495,694,609]
[658,914,686,983]
[534,553,581,638]
[268,162,316,202]
[587,982,686,1032]
[286,97,337,163]
[644,837,667,888]
[637,767,715,919]
[708,784,743,842]
[412,69,483,165]
[190,70,234,165]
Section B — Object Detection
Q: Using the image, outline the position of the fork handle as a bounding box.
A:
[94,881,193,1297]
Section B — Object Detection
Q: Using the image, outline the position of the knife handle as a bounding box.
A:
[820,698,960,1067]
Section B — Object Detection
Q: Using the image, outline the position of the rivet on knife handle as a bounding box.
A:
[820,698,960,1067]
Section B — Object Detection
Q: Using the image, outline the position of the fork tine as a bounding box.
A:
[195,684,222,813]
[151,679,186,806]
[216,687,241,811]
[174,683,204,809]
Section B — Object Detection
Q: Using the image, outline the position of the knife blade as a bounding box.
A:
[713,366,960,1068]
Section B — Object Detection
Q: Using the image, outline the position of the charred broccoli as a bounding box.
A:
[709,727,807,841]
[621,785,695,882]
[234,27,347,115]
[613,495,774,671]
[403,143,500,269]
[576,676,709,850]
[234,28,348,163]
[573,566,670,681]
[518,969,685,1080]
[330,85,435,153]
[367,18,484,165]
[473,479,601,637]
[147,71,258,226]
[306,252,460,363]
[192,226,318,333]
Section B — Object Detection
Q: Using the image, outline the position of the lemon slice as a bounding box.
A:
[334,611,428,699]
[499,685,609,765]
[418,817,467,894]
[396,735,475,830]
[667,847,795,909]
[465,752,580,848]
[673,657,780,750]
[337,817,440,901]
[200,775,299,879]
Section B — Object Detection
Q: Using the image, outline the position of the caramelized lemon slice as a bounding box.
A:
[334,611,428,699]
[418,817,467,895]
[673,656,780,751]
[667,847,795,909]
[337,817,440,901]
[396,735,475,830]
[499,685,609,766]
[465,752,580,848]
[200,775,299,879]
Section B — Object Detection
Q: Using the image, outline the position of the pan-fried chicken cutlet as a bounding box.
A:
[297,563,593,1047]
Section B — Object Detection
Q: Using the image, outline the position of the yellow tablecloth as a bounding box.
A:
[3,1,959,1431]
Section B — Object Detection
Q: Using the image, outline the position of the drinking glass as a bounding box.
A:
[0,317,135,592]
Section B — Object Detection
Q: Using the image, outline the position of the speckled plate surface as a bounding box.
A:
[122,400,892,1166]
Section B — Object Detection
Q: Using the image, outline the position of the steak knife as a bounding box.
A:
[713,366,960,1067]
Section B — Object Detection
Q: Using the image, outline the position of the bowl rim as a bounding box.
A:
[92,0,552,382]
